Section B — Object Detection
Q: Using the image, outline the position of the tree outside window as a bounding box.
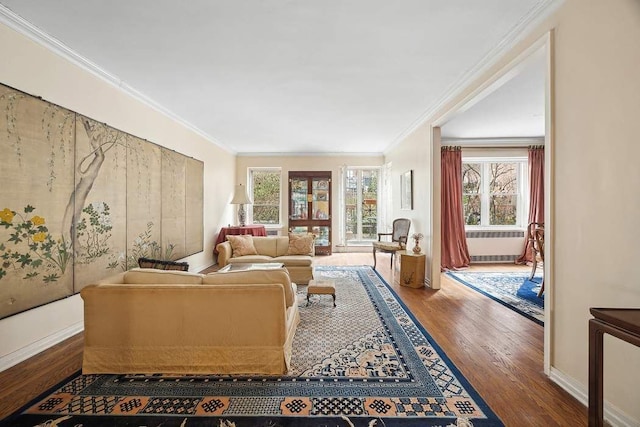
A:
[250,169,281,225]
[462,163,481,225]
[462,159,525,227]
[489,163,517,225]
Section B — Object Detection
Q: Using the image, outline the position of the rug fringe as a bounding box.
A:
[340,416,471,427]
[448,417,474,427]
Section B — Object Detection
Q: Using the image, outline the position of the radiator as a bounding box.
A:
[465,230,525,263]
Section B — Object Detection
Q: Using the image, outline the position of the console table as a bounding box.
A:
[213,225,267,255]
[589,308,640,426]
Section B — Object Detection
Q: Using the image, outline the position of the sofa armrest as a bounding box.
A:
[217,241,232,266]
[94,271,127,285]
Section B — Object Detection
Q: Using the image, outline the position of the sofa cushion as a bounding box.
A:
[203,268,296,307]
[227,235,258,256]
[228,255,275,264]
[274,255,314,266]
[286,233,315,255]
[251,236,278,257]
[124,268,203,285]
[274,236,291,257]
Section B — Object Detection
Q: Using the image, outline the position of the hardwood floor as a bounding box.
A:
[0,253,587,425]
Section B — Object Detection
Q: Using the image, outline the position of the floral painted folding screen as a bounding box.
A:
[0,83,204,318]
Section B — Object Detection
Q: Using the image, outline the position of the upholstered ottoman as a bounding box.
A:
[306,279,336,307]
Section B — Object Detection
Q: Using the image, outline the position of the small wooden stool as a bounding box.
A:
[306,279,336,307]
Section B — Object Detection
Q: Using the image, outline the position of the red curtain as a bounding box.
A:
[441,146,470,270]
[517,146,545,264]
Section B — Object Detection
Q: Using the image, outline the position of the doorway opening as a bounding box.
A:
[431,32,554,373]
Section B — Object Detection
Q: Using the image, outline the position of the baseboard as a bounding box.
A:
[550,367,637,426]
[0,321,83,372]
[192,262,213,274]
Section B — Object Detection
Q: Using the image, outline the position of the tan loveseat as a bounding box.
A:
[216,235,314,284]
[80,267,299,375]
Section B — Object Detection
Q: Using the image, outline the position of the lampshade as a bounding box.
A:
[230,184,252,205]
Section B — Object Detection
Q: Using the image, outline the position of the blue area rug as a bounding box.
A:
[446,271,544,325]
[2,266,503,426]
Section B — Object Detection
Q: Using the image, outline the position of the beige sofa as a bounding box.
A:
[80,267,299,375]
[216,236,314,284]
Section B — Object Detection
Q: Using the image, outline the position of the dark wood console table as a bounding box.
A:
[589,308,640,426]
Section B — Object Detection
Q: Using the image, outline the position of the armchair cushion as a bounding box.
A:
[372,241,404,251]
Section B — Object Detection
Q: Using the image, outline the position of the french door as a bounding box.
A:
[344,168,379,245]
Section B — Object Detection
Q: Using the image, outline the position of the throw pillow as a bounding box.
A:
[287,233,315,255]
[137,257,190,271]
[226,234,258,256]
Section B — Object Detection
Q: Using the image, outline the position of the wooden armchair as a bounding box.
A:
[526,222,545,297]
[372,218,411,270]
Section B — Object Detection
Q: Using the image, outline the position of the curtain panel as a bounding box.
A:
[441,146,470,270]
[517,145,545,264]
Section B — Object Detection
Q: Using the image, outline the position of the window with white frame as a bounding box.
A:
[248,168,281,225]
[462,158,527,227]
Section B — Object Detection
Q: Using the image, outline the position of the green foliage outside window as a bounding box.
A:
[462,161,520,226]
[252,170,280,224]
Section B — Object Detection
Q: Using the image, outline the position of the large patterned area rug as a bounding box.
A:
[446,271,544,325]
[4,266,503,427]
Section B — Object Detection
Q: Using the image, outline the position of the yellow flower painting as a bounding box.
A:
[31,215,46,226]
[0,208,14,223]
[32,232,48,243]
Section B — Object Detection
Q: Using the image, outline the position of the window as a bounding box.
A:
[462,159,527,227]
[249,168,281,225]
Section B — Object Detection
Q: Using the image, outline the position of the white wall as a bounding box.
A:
[384,125,432,280]
[386,0,640,423]
[0,20,236,369]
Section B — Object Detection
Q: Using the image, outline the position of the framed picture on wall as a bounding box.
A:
[401,170,413,210]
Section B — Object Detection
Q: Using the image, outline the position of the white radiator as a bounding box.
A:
[465,230,525,263]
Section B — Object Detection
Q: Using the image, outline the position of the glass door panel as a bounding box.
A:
[361,169,378,240]
[345,170,357,241]
[312,178,330,220]
[312,226,330,247]
[290,178,309,220]
[290,226,309,234]
[345,168,379,244]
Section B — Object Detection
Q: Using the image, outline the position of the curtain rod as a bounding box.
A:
[441,137,544,148]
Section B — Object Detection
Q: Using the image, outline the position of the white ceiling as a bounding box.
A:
[441,45,545,140]
[0,0,552,154]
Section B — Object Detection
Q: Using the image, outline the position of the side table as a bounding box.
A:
[399,251,425,288]
[588,308,640,426]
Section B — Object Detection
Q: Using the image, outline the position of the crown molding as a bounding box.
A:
[0,4,234,155]
[385,0,565,155]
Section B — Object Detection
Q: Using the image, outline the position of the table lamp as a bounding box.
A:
[230,184,252,226]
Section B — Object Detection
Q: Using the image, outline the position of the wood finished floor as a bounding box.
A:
[0,253,588,425]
